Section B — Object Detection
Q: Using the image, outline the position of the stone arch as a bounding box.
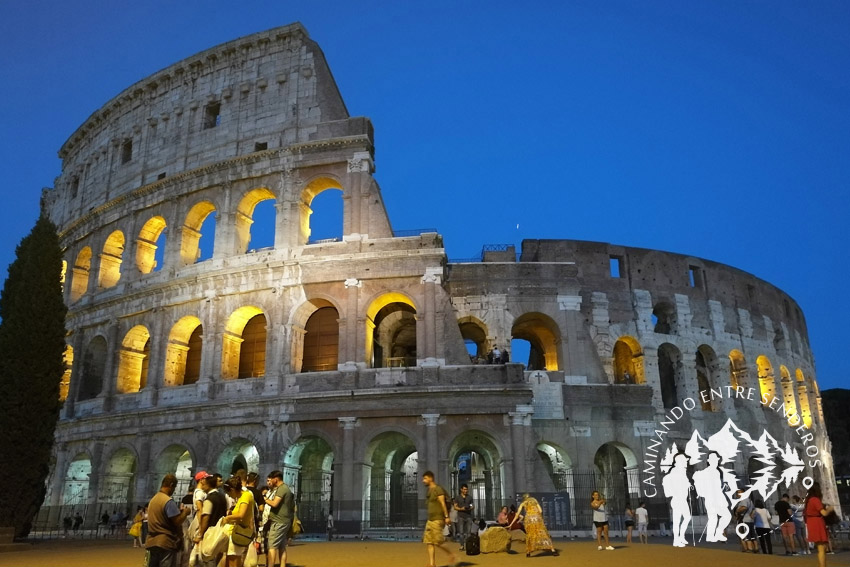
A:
[756,355,776,404]
[154,444,194,498]
[657,343,682,409]
[511,312,561,371]
[458,316,488,361]
[236,187,276,253]
[652,301,676,334]
[594,442,640,518]
[180,200,216,265]
[70,246,92,302]
[64,452,92,506]
[135,216,167,274]
[116,325,150,393]
[222,306,267,379]
[100,448,137,505]
[78,335,107,401]
[696,345,721,412]
[215,438,261,476]
[779,366,798,425]
[60,343,73,402]
[363,430,419,529]
[729,349,747,389]
[447,430,505,520]
[796,368,813,428]
[164,316,203,386]
[283,436,335,532]
[302,303,340,373]
[97,230,125,288]
[613,336,644,384]
[536,442,575,529]
[366,292,417,368]
[300,176,344,245]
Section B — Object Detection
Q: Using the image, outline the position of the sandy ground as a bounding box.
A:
[0,537,849,567]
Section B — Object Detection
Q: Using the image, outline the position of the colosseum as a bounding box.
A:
[38,23,836,535]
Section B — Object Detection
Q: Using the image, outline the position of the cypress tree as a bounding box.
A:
[0,214,67,538]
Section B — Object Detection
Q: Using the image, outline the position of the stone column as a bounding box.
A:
[100,321,120,411]
[134,434,152,504]
[213,183,235,258]
[346,152,373,237]
[86,442,105,524]
[64,331,87,418]
[142,311,168,407]
[421,414,441,475]
[420,268,442,363]
[341,279,361,369]
[508,408,533,492]
[49,443,69,507]
[558,294,585,377]
[338,417,360,529]
[642,347,663,411]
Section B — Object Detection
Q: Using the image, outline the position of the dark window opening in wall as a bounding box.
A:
[254,142,268,152]
[70,176,79,198]
[121,139,133,164]
[747,284,757,303]
[784,299,791,317]
[652,302,676,334]
[609,256,623,278]
[203,102,221,129]
[157,172,167,180]
[688,265,702,288]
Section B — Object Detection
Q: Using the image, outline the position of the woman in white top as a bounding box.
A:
[752,499,773,555]
[591,491,614,551]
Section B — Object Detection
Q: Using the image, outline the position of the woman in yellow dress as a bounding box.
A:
[508,494,558,557]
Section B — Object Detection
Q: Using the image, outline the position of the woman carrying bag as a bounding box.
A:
[222,477,256,567]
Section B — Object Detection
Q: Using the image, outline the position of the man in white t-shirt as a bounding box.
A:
[635,501,649,544]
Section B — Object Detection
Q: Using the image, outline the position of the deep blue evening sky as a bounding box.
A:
[0,2,847,389]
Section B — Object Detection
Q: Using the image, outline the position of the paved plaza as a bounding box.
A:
[1,538,849,567]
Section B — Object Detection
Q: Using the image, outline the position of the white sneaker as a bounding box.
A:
[598,545,603,550]
[605,546,615,550]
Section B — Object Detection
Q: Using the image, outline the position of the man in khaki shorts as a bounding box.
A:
[263,470,294,567]
[422,471,455,567]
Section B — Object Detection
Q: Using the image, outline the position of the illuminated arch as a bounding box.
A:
[59,344,73,402]
[511,312,561,371]
[779,366,798,425]
[63,452,91,506]
[236,187,276,253]
[101,448,137,504]
[283,436,335,531]
[222,306,266,379]
[180,201,216,265]
[729,349,747,389]
[164,316,203,386]
[594,442,640,505]
[78,335,107,401]
[135,216,167,274]
[154,444,193,497]
[613,336,644,384]
[756,355,776,403]
[216,438,261,476]
[299,176,343,245]
[796,368,812,428]
[302,305,340,372]
[458,316,488,361]
[116,325,150,393]
[447,430,505,520]
[363,430,419,529]
[366,292,417,368]
[97,230,125,288]
[70,247,92,302]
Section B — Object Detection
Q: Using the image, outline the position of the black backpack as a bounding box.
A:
[465,533,480,556]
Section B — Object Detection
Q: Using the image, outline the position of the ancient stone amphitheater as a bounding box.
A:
[39,23,836,534]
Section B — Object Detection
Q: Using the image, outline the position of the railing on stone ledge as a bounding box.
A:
[392,228,437,237]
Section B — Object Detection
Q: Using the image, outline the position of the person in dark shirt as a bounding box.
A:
[775,493,798,555]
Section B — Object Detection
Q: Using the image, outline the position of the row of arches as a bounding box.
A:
[67,184,344,303]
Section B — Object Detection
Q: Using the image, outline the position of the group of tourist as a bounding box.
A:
[143,469,295,567]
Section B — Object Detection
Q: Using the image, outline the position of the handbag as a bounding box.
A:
[290,516,303,537]
[824,510,839,526]
[200,517,229,561]
[231,522,255,547]
[128,521,141,538]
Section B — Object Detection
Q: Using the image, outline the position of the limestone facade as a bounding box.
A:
[40,23,836,533]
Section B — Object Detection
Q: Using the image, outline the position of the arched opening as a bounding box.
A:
[70,247,92,302]
[283,436,334,533]
[135,216,167,274]
[510,338,530,368]
[366,293,417,368]
[236,187,276,253]
[448,431,504,521]
[64,453,91,506]
[78,336,107,401]
[180,201,216,265]
[101,449,137,505]
[164,316,203,386]
[696,345,720,411]
[97,230,125,288]
[155,445,193,500]
[222,307,266,379]
[613,336,645,384]
[216,439,260,476]
[302,306,340,372]
[363,431,418,529]
[458,317,488,363]
[756,355,776,404]
[779,366,798,425]
[60,344,73,402]
[593,443,640,527]
[796,369,813,428]
[657,343,682,409]
[729,350,746,389]
[116,325,150,394]
[652,302,676,334]
[536,442,574,529]
[301,179,344,244]
[511,312,561,371]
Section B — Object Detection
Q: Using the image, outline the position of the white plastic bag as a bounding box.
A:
[200,517,229,561]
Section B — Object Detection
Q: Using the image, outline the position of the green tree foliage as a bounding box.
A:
[0,214,67,538]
